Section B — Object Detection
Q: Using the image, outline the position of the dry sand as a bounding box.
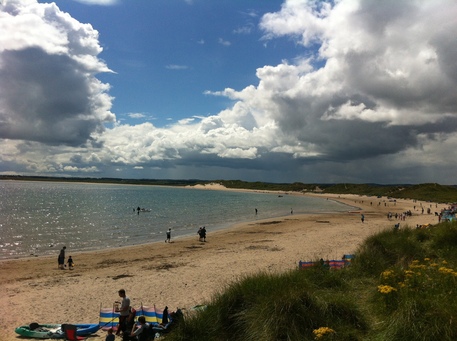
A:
[0,190,442,341]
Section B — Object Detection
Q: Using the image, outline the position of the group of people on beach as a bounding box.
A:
[165,226,207,243]
[111,289,177,341]
[57,225,209,270]
[113,289,153,340]
[197,226,207,242]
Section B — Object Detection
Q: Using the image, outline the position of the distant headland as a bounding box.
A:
[1,175,456,203]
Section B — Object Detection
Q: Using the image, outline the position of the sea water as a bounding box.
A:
[0,180,352,260]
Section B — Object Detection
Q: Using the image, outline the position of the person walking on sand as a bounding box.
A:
[115,289,131,336]
[201,226,207,242]
[165,228,171,243]
[361,214,365,223]
[58,246,66,269]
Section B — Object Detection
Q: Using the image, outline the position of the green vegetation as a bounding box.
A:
[216,181,457,203]
[0,175,203,187]
[318,183,457,203]
[165,222,457,341]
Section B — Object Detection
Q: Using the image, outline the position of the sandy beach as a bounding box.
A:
[1,190,441,341]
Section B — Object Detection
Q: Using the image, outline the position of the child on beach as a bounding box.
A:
[67,256,74,270]
[105,328,115,341]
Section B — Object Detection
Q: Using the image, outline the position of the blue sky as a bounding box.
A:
[1,0,457,184]
[47,0,302,127]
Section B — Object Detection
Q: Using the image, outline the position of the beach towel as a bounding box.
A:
[298,261,316,269]
[299,259,348,270]
[328,260,346,269]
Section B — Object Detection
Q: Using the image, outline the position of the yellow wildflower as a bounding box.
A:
[409,264,426,270]
[381,270,394,279]
[404,270,414,277]
[313,327,335,340]
[438,267,454,274]
[378,285,397,294]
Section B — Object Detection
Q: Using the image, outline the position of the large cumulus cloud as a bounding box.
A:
[255,0,457,160]
[0,0,114,146]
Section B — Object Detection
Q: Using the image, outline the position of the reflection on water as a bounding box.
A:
[0,181,351,259]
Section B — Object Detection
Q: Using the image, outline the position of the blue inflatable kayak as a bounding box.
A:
[15,323,99,338]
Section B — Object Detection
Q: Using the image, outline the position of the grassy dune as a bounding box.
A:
[166,221,457,341]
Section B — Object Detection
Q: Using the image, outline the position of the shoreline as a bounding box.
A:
[0,185,354,262]
[1,192,441,341]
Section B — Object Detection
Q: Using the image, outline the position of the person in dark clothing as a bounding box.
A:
[161,306,169,325]
[67,256,74,270]
[122,308,137,341]
[201,227,206,242]
[58,246,66,269]
[130,316,149,340]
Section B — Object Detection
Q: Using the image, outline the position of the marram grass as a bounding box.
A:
[164,222,457,341]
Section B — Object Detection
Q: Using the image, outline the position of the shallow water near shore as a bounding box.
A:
[0,180,352,259]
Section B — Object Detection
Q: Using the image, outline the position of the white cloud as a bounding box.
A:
[2,0,457,184]
[128,113,147,119]
[233,24,253,35]
[218,38,231,46]
[0,0,115,146]
[166,64,189,70]
[241,10,258,18]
